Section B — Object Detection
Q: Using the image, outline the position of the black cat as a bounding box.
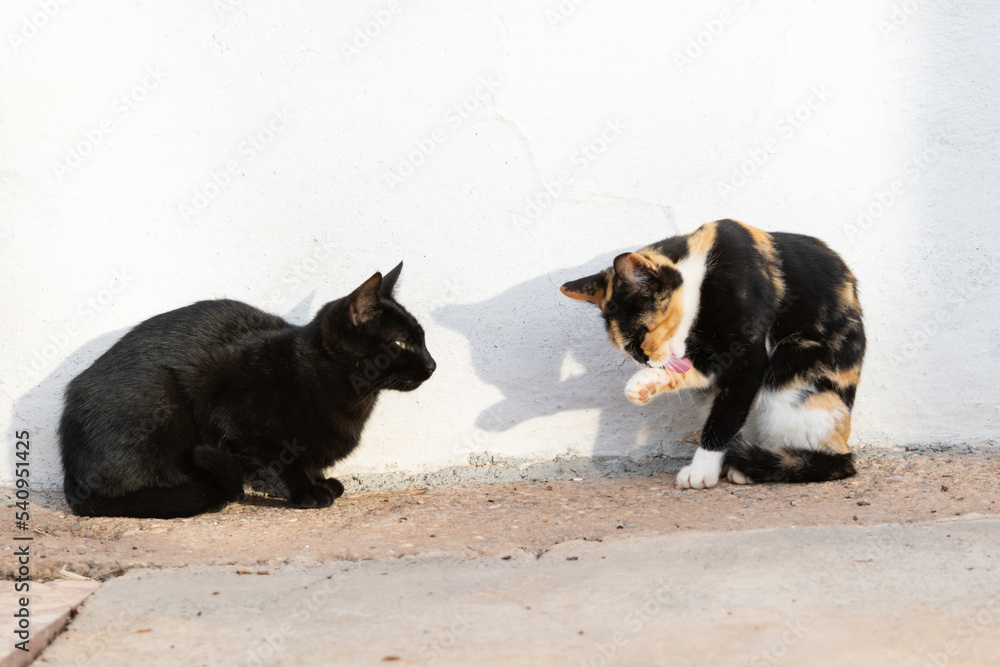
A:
[59,262,435,518]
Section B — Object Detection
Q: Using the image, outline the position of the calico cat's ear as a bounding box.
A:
[561,271,609,306]
[381,261,403,297]
[613,253,659,294]
[348,272,383,326]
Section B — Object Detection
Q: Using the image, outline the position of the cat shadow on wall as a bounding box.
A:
[433,252,709,461]
[10,293,317,503]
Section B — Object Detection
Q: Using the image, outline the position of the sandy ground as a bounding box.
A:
[5,449,999,581]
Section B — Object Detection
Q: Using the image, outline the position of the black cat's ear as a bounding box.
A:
[561,270,609,306]
[348,272,383,326]
[613,253,659,294]
[381,261,403,297]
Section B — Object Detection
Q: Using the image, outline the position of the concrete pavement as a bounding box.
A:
[34,516,1000,667]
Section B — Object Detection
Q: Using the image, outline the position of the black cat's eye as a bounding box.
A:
[395,340,408,350]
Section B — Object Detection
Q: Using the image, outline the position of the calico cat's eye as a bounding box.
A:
[395,340,408,350]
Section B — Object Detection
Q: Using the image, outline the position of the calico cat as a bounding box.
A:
[59,262,435,518]
[561,220,865,489]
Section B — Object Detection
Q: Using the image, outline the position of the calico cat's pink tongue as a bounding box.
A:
[663,357,692,374]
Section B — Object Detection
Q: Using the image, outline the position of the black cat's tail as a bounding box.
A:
[65,446,245,519]
[723,438,856,484]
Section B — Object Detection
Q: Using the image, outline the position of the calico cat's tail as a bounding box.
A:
[65,446,245,519]
[723,438,856,484]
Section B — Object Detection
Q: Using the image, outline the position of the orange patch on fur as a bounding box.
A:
[777,448,802,470]
[560,271,610,306]
[631,250,676,274]
[835,365,862,387]
[838,278,860,309]
[804,391,852,454]
[822,411,853,454]
[804,391,844,413]
[607,319,626,352]
[785,335,822,349]
[560,284,602,305]
[670,366,712,390]
[737,221,787,301]
[687,222,718,256]
[615,252,659,278]
[640,291,684,360]
[736,221,774,254]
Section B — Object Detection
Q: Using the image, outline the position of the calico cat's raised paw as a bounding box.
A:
[625,368,675,405]
[291,484,336,509]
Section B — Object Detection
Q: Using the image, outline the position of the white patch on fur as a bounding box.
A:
[764,335,775,357]
[665,251,709,359]
[727,468,752,485]
[744,387,847,451]
[625,367,668,405]
[676,448,723,489]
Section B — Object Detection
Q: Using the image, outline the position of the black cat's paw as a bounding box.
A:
[318,477,345,499]
[290,484,335,509]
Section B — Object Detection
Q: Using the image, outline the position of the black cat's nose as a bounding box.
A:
[424,356,437,375]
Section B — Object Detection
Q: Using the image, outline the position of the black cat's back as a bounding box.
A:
[63,301,285,446]
[65,300,285,410]
[59,300,283,514]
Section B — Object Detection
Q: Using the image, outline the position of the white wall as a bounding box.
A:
[2,0,998,488]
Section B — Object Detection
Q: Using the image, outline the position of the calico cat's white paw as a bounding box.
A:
[625,367,672,405]
[677,448,724,489]
[727,468,753,485]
